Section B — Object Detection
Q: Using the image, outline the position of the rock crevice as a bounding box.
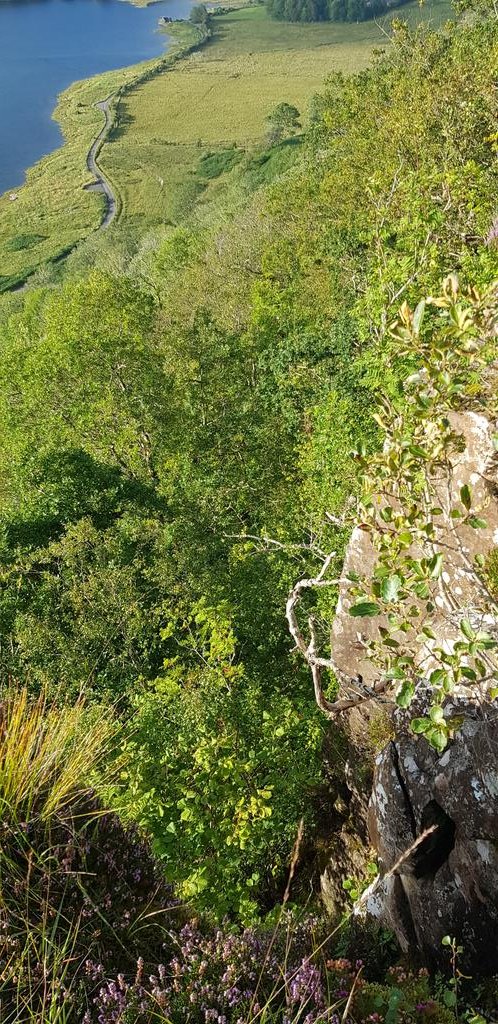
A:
[363,699,498,972]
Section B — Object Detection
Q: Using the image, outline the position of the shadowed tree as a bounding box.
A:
[265,103,301,145]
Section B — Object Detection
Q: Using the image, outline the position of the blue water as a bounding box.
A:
[0,0,193,194]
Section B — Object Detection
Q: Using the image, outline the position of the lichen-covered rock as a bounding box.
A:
[327,407,498,965]
[363,695,498,973]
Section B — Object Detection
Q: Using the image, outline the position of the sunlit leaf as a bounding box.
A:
[349,601,381,617]
[381,575,402,602]
[460,484,472,510]
[396,681,415,708]
[460,619,474,641]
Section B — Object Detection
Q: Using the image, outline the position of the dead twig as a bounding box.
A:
[286,553,389,717]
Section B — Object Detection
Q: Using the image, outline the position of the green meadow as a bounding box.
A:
[100,0,452,231]
[0,0,452,288]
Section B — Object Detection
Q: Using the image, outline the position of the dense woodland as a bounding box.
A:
[0,5,497,1022]
[266,0,405,24]
[266,0,409,25]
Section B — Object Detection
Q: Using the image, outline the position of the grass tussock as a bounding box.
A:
[0,689,177,1023]
[0,688,115,825]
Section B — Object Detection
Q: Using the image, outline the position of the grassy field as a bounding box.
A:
[0,0,452,288]
[0,22,200,290]
[98,0,453,231]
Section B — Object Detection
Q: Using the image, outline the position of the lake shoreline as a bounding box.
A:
[0,0,452,292]
[0,0,193,196]
[0,17,207,290]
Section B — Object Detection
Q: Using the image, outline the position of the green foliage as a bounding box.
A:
[267,0,412,23]
[266,102,301,144]
[452,0,498,18]
[0,8,496,925]
[190,3,210,24]
[343,279,497,743]
[4,234,46,253]
[0,264,330,907]
[113,599,323,920]
[342,860,378,901]
[265,17,497,337]
[267,0,328,22]
[325,961,458,1023]
[196,147,244,180]
[290,278,498,747]
[0,273,162,482]
[0,275,177,697]
[242,138,303,189]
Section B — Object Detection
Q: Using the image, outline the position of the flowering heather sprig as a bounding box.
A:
[87,924,458,1024]
[92,916,338,1024]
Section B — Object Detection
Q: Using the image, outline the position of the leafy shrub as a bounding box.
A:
[197,149,244,180]
[288,278,498,744]
[114,600,324,920]
[242,138,302,190]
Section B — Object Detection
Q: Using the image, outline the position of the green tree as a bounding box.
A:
[190,3,210,24]
[346,0,365,19]
[265,102,301,145]
[114,599,323,920]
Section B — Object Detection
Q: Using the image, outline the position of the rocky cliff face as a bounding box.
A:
[363,694,498,972]
[322,409,498,970]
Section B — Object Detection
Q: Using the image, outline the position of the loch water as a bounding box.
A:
[0,0,193,194]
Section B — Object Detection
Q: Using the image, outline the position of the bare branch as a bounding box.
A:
[286,554,389,718]
[223,533,327,559]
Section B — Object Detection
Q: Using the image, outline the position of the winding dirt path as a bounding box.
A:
[85,95,117,230]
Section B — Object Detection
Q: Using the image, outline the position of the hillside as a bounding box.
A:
[98,0,452,230]
[0,3,497,1022]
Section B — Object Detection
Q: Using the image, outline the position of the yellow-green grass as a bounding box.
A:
[0,22,199,289]
[100,0,453,229]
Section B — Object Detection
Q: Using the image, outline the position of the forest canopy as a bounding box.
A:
[266,0,411,24]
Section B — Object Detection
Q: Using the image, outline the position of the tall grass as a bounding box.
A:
[0,691,468,1023]
[0,688,117,1022]
[0,688,115,825]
